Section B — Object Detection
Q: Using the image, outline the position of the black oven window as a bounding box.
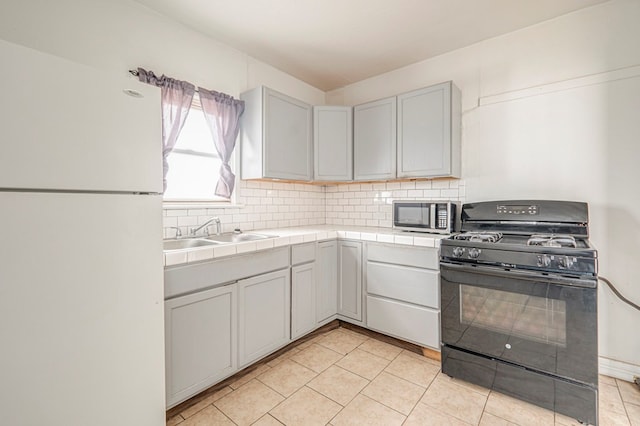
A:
[460,285,567,347]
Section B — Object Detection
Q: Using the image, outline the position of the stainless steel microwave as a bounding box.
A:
[392,201,458,234]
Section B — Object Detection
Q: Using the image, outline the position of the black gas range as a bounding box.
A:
[440,200,599,425]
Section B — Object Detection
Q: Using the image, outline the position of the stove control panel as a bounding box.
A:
[497,204,538,215]
[441,245,596,275]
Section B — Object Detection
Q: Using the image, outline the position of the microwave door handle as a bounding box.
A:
[430,205,436,229]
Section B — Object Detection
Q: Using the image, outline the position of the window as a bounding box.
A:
[163,97,234,202]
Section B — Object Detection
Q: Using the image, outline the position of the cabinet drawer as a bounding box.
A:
[366,295,440,349]
[291,242,316,265]
[367,262,439,308]
[367,243,438,270]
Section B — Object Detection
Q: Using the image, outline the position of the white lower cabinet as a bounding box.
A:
[165,284,237,408]
[365,243,441,349]
[291,262,317,339]
[164,238,445,408]
[316,240,338,324]
[238,269,291,367]
[338,240,363,322]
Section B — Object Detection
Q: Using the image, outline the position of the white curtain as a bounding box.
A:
[198,87,245,198]
[137,68,195,192]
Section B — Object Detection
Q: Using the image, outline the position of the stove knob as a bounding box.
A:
[468,248,481,259]
[558,256,574,269]
[537,255,551,268]
[453,247,465,257]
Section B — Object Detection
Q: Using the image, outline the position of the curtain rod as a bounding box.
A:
[128,69,201,92]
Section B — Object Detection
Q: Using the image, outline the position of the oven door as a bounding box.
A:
[440,262,597,386]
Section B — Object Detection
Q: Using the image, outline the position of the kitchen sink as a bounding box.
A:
[163,238,220,251]
[205,232,277,243]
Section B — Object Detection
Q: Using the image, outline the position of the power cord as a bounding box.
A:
[598,276,640,312]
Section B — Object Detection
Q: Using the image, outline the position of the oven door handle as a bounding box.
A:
[440,261,597,288]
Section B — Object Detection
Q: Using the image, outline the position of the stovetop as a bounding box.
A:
[451,232,592,250]
[440,233,597,276]
[441,200,597,277]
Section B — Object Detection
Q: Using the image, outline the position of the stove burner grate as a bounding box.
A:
[527,234,577,248]
[453,232,503,243]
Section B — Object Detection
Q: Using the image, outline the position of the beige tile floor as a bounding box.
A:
[167,327,640,426]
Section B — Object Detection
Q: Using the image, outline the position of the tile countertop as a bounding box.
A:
[163,225,450,267]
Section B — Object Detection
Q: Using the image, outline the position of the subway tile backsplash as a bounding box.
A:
[163,178,464,238]
[162,180,325,239]
[325,179,464,227]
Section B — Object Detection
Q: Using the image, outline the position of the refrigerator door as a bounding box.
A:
[0,39,162,193]
[0,192,165,426]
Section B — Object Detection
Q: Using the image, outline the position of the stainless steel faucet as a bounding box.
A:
[167,226,182,238]
[189,217,221,237]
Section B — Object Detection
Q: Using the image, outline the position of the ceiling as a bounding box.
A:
[133,0,609,91]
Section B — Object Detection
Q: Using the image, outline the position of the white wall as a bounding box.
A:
[328,0,640,372]
[0,0,325,104]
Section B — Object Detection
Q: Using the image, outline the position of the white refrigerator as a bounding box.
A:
[0,40,165,425]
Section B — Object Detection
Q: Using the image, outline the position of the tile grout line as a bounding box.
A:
[614,379,635,424]
[342,341,421,421]
[270,331,364,425]
[313,331,390,425]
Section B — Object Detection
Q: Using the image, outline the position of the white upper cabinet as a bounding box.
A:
[240,86,313,180]
[313,106,353,181]
[397,81,461,178]
[353,97,397,181]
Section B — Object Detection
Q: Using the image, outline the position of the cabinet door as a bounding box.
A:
[316,240,338,323]
[165,284,237,408]
[264,88,313,180]
[354,97,396,180]
[338,241,362,321]
[397,82,461,178]
[314,106,353,181]
[291,262,317,339]
[238,269,291,367]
